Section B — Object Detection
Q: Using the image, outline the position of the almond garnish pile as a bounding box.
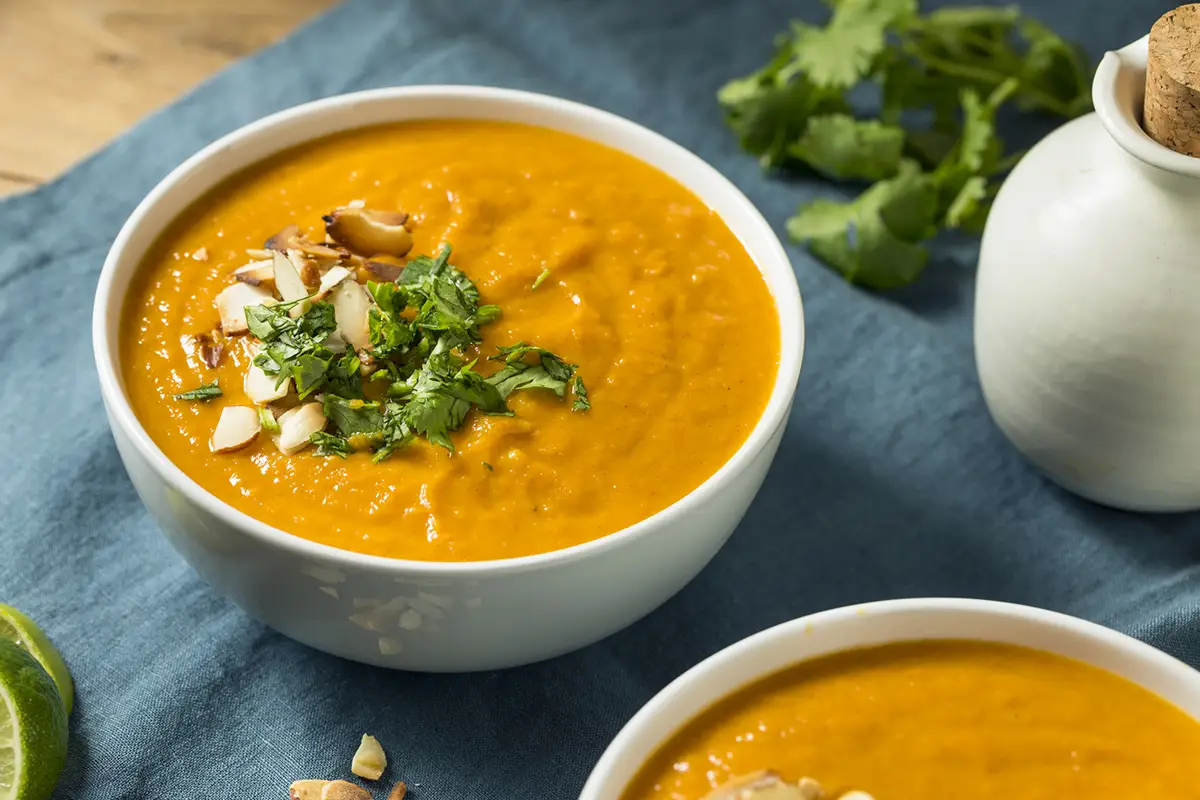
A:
[201,206,416,457]
[703,771,873,800]
[173,203,591,461]
[289,733,405,800]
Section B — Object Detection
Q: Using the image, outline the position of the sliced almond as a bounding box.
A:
[245,248,273,260]
[265,224,300,252]
[704,772,810,800]
[194,332,223,369]
[365,260,403,282]
[330,279,372,351]
[323,330,348,354]
[324,207,413,257]
[291,237,350,262]
[797,779,827,800]
[386,782,407,800]
[351,734,387,781]
[232,259,275,286]
[191,246,209,262]
[834,794,872,800]
[273,403,326,455]
[315,265,354,300]
[209,406,261,453]
[321,781,370,800]
[215,281,276,335]
[290,781,330,800]
[244,362,291,404]
[271,250,312,318]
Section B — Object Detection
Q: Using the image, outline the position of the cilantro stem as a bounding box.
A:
[900,41,1075,118]
[532,268,551,290]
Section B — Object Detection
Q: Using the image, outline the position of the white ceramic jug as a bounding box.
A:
[976,34,1200,512]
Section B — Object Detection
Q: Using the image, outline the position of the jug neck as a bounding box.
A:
[1095,34,1200,189]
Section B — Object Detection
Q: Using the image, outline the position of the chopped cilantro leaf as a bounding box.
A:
[483,461,494,471]
[310,431,352,458]
[174,380,222,402]
[572,376,591,412]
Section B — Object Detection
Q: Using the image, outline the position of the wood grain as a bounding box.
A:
[0,0,338,197]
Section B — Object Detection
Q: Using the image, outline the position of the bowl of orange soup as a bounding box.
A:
[583,598,1200,799]
[92,86,803,671]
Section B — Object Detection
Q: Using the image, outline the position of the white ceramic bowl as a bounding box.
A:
[581,598,1200,798]
[92,86,804,672]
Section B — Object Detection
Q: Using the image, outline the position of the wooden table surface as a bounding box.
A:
[0,0,338,197]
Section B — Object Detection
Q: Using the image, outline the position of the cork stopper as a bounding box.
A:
[1145,4,1200,156]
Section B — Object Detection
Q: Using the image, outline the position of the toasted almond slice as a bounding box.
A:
[365,260,403,282]
[291,237,349,261]
[351,734,387,781]
[323,330,349,354]
[324,207,413,257]
[330,279,372,351]
[244,362,291,404]
[290,781,330,800]
[215,281,276,335]
[271,250,312,318]
[245,248,273,260]
[265,224,300,252]
[834,794,872,800]
[321,781,370,800]
[386,782,407,800]
[200,337,223,369]
[191,246,209,262]
[315,265,354,299]
[209,406,261,453]
[232,259,275,286]
[273,403,326,455]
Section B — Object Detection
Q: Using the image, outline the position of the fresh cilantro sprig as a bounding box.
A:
[719,0,1091,288]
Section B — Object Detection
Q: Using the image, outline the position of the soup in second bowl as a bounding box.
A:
[120,120,780,562]
[622,640,1200,800]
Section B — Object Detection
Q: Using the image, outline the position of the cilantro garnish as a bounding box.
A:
[174,381,222,402]
[233,243,588,460]
[720,1,1090,287]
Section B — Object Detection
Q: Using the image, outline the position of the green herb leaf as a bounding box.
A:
[788,114,906,180]
[787,160,937,289]
[531,268,551,290]
[483,461,494,471]
[572,376,591,412]
[174,380,222,402]
[322,395,385,439]
[310,431,353,458]
[790,0,917,89]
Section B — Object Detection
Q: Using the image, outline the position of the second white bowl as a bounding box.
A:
[581,598,1200,798]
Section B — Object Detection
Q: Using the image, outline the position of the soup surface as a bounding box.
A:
[121,121,779,561]
[623,640,1200,800]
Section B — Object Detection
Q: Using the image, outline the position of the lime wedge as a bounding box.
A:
[0,640,67,800]
[0,607,71,716]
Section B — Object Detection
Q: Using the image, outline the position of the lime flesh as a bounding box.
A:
[0,640,68,800]
[0,608,71,717]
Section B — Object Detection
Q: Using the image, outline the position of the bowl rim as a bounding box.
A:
[92,84,805,576]
[579,597,1200,798]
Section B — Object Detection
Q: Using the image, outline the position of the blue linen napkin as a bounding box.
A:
[1,0,1196,797]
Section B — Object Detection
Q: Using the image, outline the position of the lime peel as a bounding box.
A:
[0,607,72,717]
[0,640,68,800]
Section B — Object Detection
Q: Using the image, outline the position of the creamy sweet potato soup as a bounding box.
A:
[121,121,779,561]
[623,641,1200,800]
